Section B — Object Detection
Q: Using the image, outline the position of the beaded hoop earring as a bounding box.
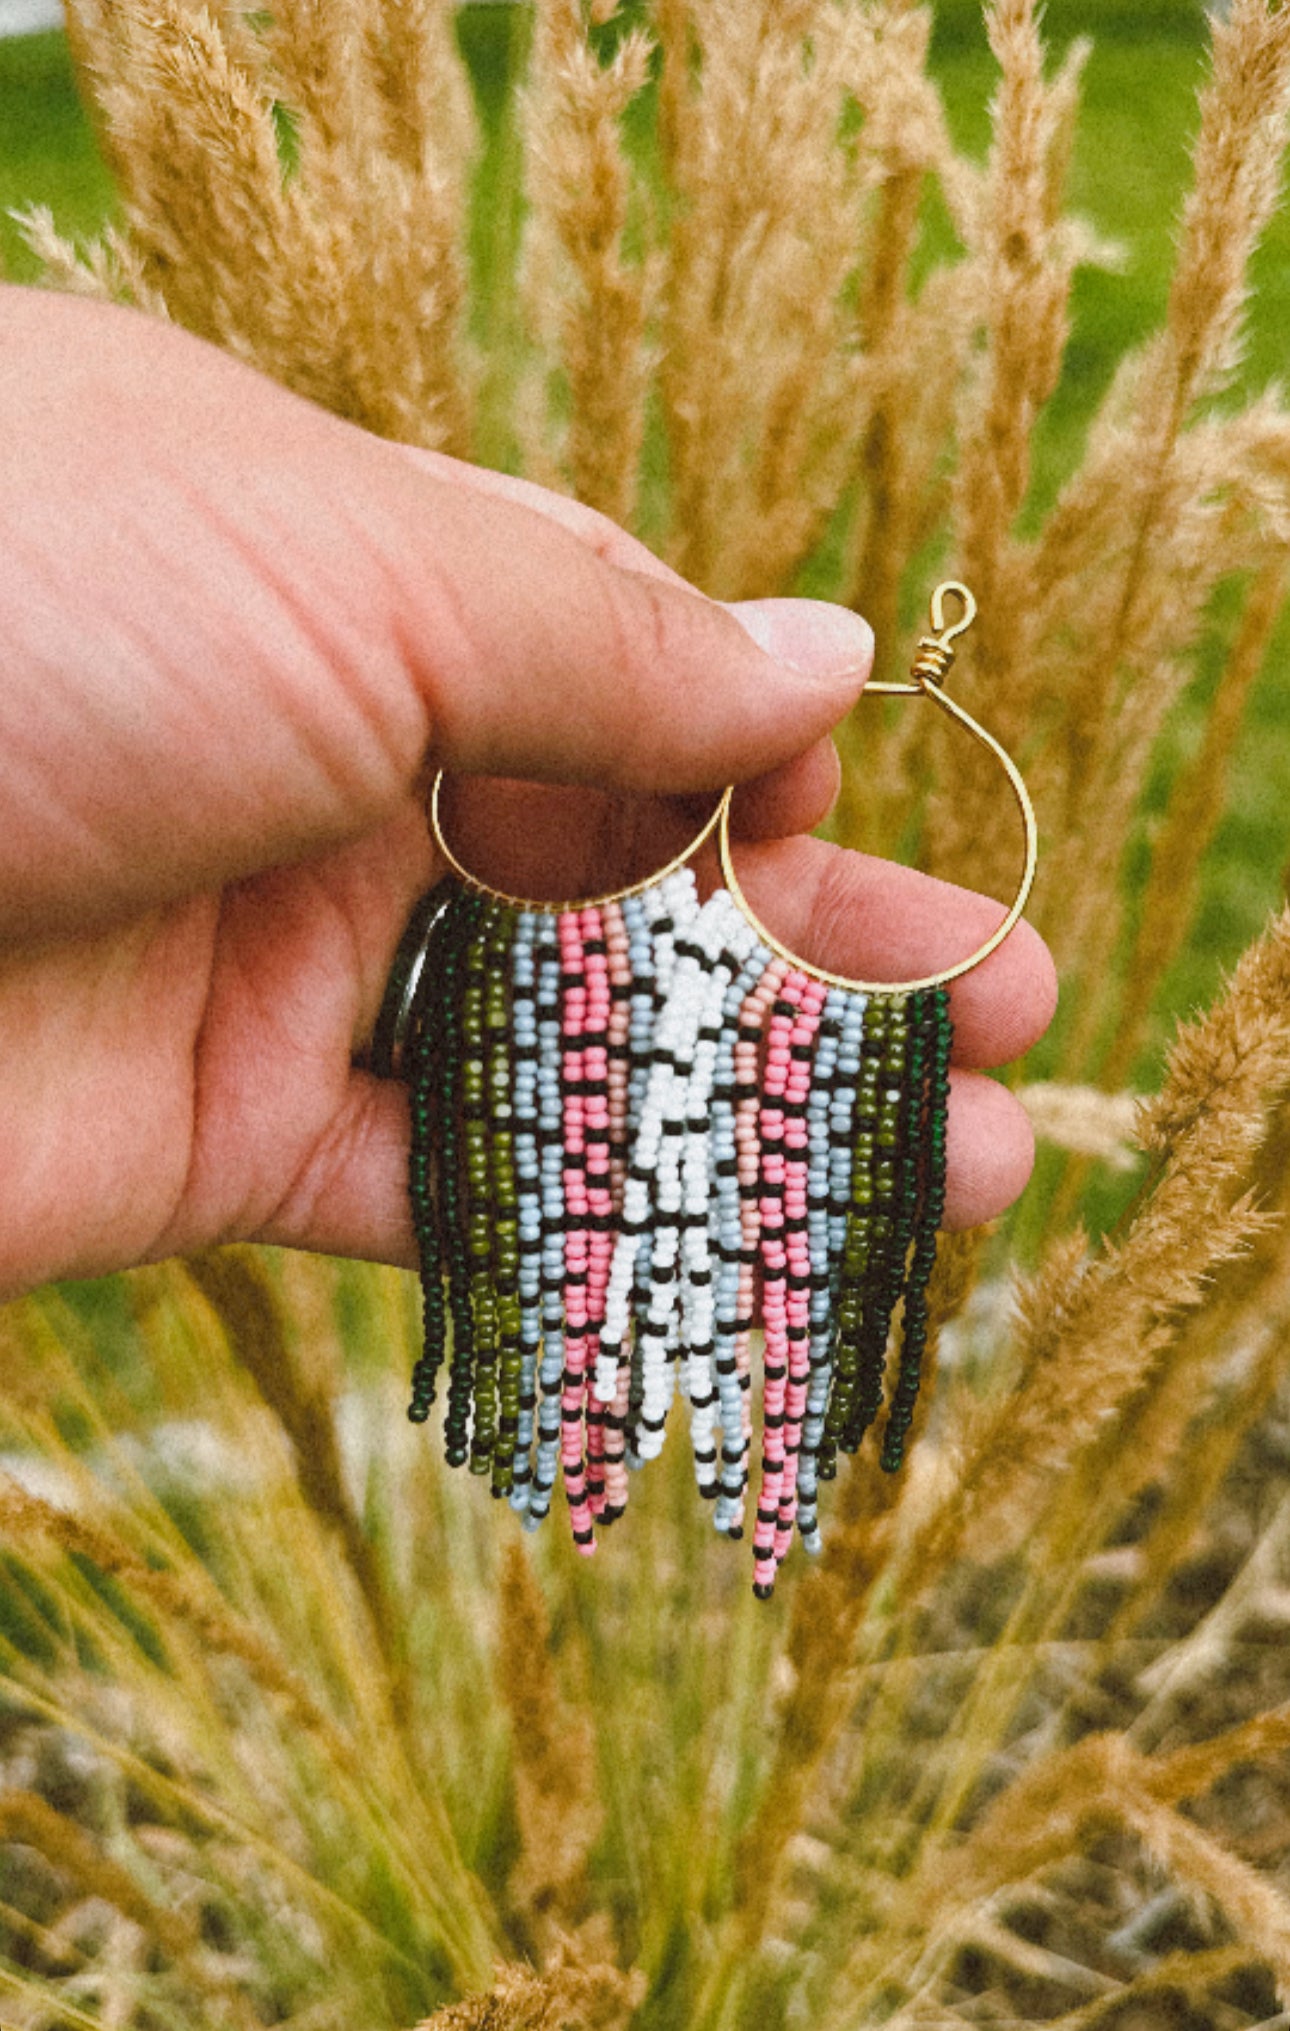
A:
[399,791,727,1539]
[381,583,1038,1594]
[708,583,1037,1591]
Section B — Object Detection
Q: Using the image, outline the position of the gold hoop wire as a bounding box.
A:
[717,582,1039,995]
[429,773,725,915]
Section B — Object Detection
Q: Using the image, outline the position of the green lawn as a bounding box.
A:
[0,28,113,275]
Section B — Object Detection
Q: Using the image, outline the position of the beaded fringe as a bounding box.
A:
[405,874,952,1598]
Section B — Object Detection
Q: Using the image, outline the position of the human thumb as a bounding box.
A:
[356,443,874,793]
[0,288,871,937]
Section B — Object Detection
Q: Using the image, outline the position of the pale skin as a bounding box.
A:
[0,287,1057,1301]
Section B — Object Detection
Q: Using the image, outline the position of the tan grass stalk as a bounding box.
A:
[918,903,1290,1573]
[829,1732,1290,2019]
[836,269,975,856]
[924,6,1086,902]
[496,1541,603,1936]
[1032,491,1265,1050]
[58,0,474,448]
[1088,1203,1290,1654]
[0,1480,353,1757]
[832,3,982,853]
[1023,0,1290,1004]
[0,1964,107,2031]
[369,0,476,178]
[0,1790,198,1967]
[1165,0,1290,421]
[254,0,367,156]
[1131,1489,1290,1735]
[9,206,169,313]
[726,7,964,605]
[1115,1785,1290,1999]
[652,0,691,194]
[721,1229,983,1961]
[182,1248,409,1716]
[0,1668,481,1998]
[78,0,356,399]
[1137,1494,1290,1746]
[520,1,653,523]
[867,1184,1290,1886]
[657,0,864,596]
[940,1910,1116,2004]
[254,0,476,451]
[0,1792,263,2029]
[1018,1082,1140,1169]
[0,1570,502,2001]
[1104,551,1290,1084]
[1151,1701,1290,1805]
[340,0,476,452]
[418,1954,640,2031]
[1033,1945,1259,2031]
[0,1890,91,1978]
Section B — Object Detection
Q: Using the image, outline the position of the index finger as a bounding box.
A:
[724,832,1056,1070]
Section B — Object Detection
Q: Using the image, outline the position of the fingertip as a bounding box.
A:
[259,1072,420,1270]
[406,492,871,795]
[951,915,1058,1069]
[943,1073,1036,1230]
[724,738,841,841]
[721,598,874,690]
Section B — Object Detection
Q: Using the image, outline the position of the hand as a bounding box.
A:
[0,288,1056,1298]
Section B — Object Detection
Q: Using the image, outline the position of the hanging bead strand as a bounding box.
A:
[524,913,566,1530]
[405,883,463,1425]
[599,900,635,1523]
[440,891,483,1471]
[486,906,522,1497]
[710,937,774,1537]
[726,954,787,1538]
[580,907,614,1519]
[678,897,756,1504]
[843,997,922,1454]
[557,907,597,1553]
[793,986,845,1553]
[462,905,503,1475]
[880,988,953,1472]
[812,992,866,1493]
[507,911,542,1513]
[770,972,826,1573]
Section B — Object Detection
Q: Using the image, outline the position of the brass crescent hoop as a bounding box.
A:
[717,582,1039,995]
[429,773,725,914]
